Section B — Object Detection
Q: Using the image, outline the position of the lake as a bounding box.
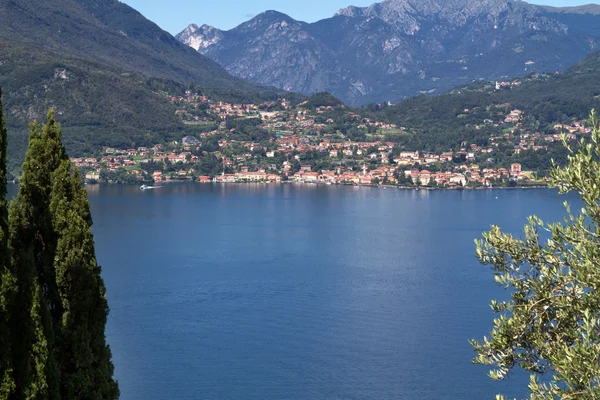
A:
[8,184,580,399]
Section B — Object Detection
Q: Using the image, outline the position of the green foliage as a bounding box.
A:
[15,112,68,326]
[146,79,304,106]
[0,39,304,175]
[5,112,68,400]
[0,88,15,397]
[194,154,222,177]
[473,110,600,398]
[361,51,600,167]
[1,107,119,399]
[0,39,183,169]
[302,92,344,109]
[225,116,262,131]
[6,148,60,400]
[50,162,119,399]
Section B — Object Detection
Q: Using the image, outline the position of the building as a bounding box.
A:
[85,171,100,181]
[510,163,522,176]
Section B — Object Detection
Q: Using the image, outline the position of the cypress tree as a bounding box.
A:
[51,160,119,399]
[2,107,119,399]
[7,119,60,399]
[0,88,16,397]
[22,110,67,327]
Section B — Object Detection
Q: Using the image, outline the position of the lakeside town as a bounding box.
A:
[71,89,589,188]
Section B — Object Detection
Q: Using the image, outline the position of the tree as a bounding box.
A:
[50,161,119,399]
[3,109,119,399]
[7,118,61,399]
[472,110,600,399]
[12,111,68,326]
[0,88,15,397]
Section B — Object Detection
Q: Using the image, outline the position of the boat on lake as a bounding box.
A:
[140,185,162,190]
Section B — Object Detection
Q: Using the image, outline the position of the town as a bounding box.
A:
[71,90,589,189]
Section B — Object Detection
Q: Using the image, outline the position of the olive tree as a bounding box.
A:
[472,110,600,399]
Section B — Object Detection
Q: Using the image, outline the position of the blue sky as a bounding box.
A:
[122,0,598,35]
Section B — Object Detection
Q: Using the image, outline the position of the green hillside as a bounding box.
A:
[0,0,260,90]
[0,0,301,173]
[0,40,178,172]
[369,51,600,152]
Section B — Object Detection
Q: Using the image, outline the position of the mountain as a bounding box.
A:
[364,49,600,155]
[0,0,258,89]
[0,0,297,171]
[177,0,600,105]
[0,39,183,169]
[538,4,600,14]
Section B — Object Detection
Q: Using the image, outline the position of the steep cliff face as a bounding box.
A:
[178,0,600,105]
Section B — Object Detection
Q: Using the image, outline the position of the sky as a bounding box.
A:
[122,0,599,35]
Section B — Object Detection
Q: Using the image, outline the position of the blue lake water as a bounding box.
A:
[8,184,581,399]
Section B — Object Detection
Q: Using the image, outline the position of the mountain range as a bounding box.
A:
[177,0,600,105]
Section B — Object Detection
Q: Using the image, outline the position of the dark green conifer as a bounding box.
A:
[50,160,119,399]
[0,88,16,397]
[7,118,60,399]
[2,107,118,399]
[23,110,68,326]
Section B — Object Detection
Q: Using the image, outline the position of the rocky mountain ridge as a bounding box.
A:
[177,0,600,105]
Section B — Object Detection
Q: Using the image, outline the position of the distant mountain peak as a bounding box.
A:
[236,10,301,32]
[176,23,224,51]
[219,9,307,41]
[540,4,600,15]
[336,5,361,17]
[178,23,199,37]
[253,10,296,22]
[338,0,533,22]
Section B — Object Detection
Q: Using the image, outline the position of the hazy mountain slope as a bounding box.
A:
[178,0,600,105]
[0,0,277,91]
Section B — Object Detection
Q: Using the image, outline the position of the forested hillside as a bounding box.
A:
[369,50,600,151]
[0,40,180,173]
[0,0,299,173]
[0,0,256,88]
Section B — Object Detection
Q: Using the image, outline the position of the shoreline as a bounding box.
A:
[10,179,550,191]
[77,180,551,191]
